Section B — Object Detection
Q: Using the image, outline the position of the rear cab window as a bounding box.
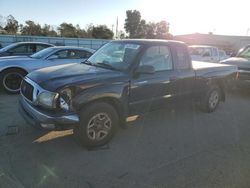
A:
[174,45,191,70]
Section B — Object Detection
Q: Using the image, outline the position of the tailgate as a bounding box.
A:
[192,61,238,77]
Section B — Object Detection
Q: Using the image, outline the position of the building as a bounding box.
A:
[174,33,250,55]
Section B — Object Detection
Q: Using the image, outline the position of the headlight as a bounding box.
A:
[37,91,59,108]
[59,88,72,111]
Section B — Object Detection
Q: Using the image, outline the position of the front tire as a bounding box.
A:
[1,69,26,94]
[200,85,221,113]
[74,102,119,148]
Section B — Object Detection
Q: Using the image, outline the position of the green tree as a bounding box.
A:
[76,24,87,38]
[4,15,18,34]
[124,10,141,38]
[92,25,113,39]
[41,24,57,37]
[21,20,42,35]
[58,22,77,37]
[155,21,172,39]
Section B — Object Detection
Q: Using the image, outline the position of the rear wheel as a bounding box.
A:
[1,69,26,94]
[200,85,221,113]
[74,102,119,148]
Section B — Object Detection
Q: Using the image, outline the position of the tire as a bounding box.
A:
[200,85,221,113]
[73,102,119,148]
[0,69,26,94]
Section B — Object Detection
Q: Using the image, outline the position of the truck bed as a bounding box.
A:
[192,61,238,78]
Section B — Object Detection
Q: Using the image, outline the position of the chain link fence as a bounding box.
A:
[0,34,110,50]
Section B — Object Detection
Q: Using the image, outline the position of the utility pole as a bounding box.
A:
[116,17,118,39]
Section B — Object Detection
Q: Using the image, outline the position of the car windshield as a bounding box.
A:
[87,42,141,71]
[30,47,55,59]
[0,43,18,52]
[237,46,250,58]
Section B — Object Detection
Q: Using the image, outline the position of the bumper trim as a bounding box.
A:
[19,96,79,129]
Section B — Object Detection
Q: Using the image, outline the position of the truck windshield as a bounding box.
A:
[87,42,141,71]
[237,46,250,58]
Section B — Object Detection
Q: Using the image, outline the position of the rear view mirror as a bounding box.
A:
[136,65,155,74]
[47,55,58,60]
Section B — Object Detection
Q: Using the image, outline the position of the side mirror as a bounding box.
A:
[47,55,58,60]
[136,65,155,74]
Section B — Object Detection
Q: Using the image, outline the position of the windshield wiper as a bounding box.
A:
[81,60,93,65]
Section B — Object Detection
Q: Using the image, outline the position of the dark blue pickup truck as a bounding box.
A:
[19,40,237,148]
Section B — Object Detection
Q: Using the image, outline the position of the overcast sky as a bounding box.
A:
[0,0,250,36]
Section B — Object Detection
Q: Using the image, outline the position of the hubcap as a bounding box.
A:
[3,72,23,92]
[209,90,219,109]
[87,113,112,141]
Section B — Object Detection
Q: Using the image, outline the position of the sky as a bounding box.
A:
[0,0,250,36]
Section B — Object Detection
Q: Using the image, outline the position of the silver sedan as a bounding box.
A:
[0,46,95,93]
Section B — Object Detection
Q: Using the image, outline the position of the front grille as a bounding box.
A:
[21,80,34,101]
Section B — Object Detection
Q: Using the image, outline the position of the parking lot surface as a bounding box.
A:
[1,90,250,188]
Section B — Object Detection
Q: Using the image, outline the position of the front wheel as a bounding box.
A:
[200,85,221,113]
[74,102,119,148]
[1,69,26,94]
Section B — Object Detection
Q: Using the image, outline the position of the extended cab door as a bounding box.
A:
[172,44,196,99]
[129,45,178,114]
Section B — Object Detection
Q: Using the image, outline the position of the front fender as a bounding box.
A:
[72,82,129,115]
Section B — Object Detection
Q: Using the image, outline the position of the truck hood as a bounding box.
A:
[221,57,250,69]
[27,63,128,91]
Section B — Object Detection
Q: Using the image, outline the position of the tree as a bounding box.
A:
[58,22,77,37]
[124,10,173,39]
[76,24,87,38]
[155,21,171,39]
[41,24,57,37]
[21,20,42,35]
[124,10,141,38]
[92,25,114,39]
[4,15,18,34]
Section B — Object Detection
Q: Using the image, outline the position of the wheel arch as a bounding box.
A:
[0,66,28,75]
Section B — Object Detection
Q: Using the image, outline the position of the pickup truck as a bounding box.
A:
[189,45,225,63]
[19,40,237,148]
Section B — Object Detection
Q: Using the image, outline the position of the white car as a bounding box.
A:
[189,45,224,63]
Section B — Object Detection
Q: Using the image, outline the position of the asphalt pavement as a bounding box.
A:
[0,90,250,188]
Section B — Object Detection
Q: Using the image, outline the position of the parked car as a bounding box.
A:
[0,46,95,93]
[19,40,237,148]
[0,42,54,57]
[221,45,250,88]
[189,45,221,63]
[219,50,229,61]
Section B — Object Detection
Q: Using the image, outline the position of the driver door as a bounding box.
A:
[129,45,178,115]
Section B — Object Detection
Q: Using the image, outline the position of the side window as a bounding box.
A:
[140,46,173,71]
[203,48,212,57]
[175,46,191,70]
[79,50,92,58]
[11,44,28,54]
[67,50,92,59]
[36,44,49,52]
[212,48,218,57]
[54,50,68,59]
[27,44,36,53]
